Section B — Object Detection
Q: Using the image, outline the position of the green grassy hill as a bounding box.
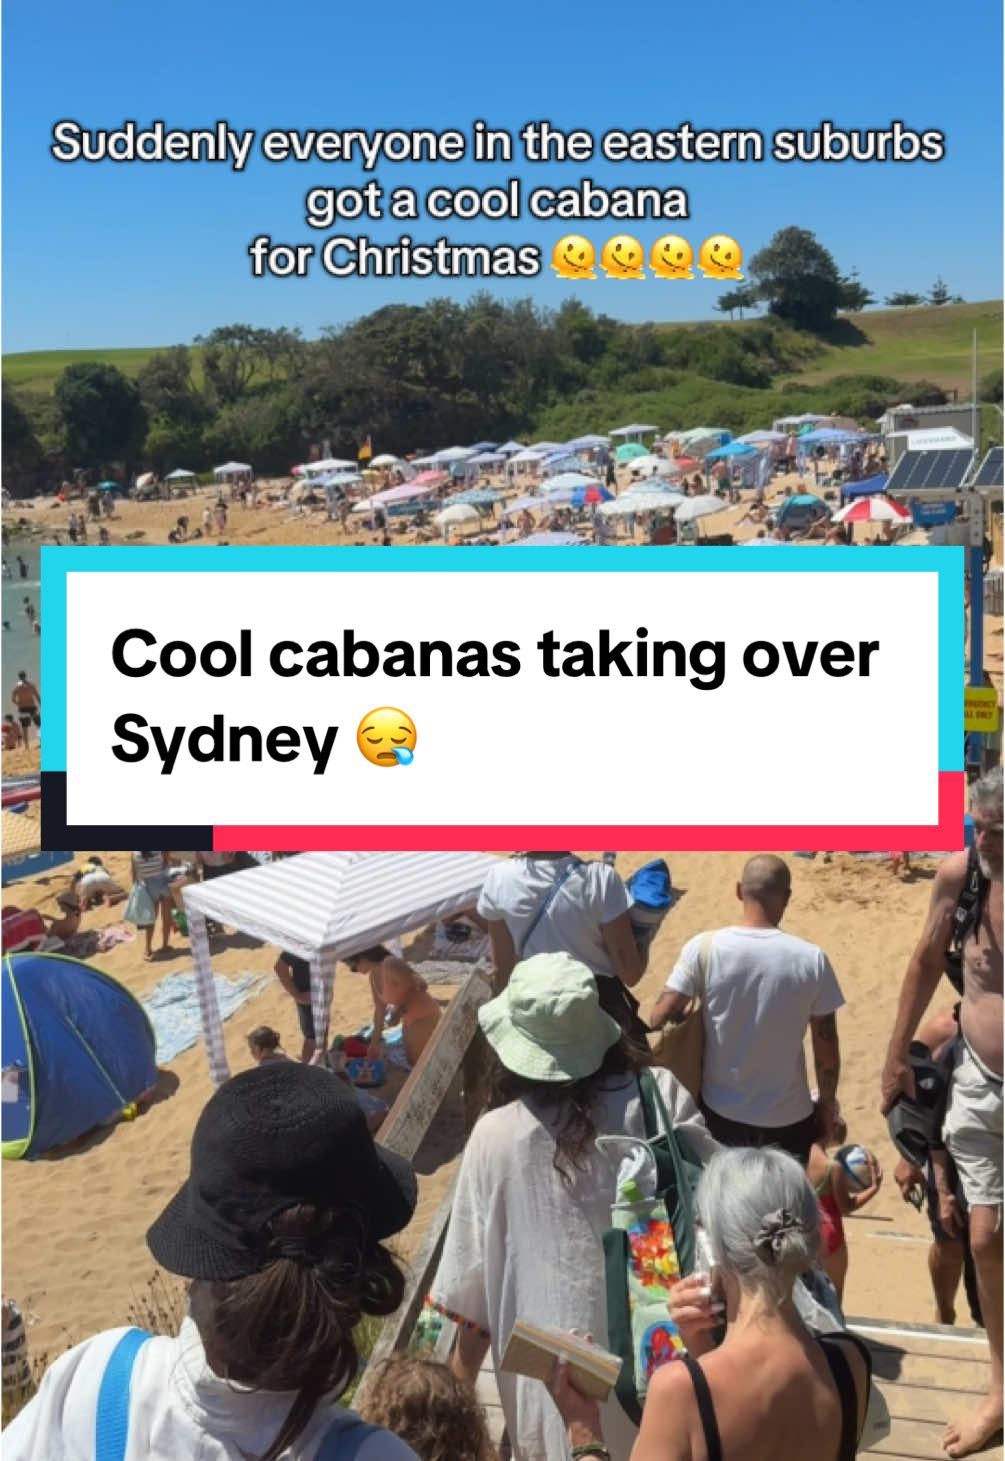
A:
[2,346,168,391]
[789,301,1002,396]
[4,301,1001,400]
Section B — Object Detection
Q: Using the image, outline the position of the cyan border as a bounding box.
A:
[41,544,963,776]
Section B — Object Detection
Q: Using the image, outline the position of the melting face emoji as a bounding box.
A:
[650,235,695,280]
[600,235,645,280]
[698,235,743,280]
[356,707,417,768]
[552,234,597,280]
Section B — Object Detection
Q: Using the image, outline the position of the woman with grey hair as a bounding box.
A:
[552,1146,873,1461]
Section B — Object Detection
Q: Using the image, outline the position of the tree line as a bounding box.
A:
[0,227,983,490]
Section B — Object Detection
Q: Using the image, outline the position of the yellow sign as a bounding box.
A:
[964,686,1000,733]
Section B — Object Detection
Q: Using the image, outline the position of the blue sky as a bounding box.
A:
[3,0,1001,352]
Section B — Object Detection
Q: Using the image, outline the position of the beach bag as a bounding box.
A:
[124,883,156,928]
[94,1329,385,1460]
[625,859,674,961]
[648,932,712,1101]
[602,1069,704,1425]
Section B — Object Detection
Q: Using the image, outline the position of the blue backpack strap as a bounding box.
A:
[95,1329,152,1461]
[517,857,582,958]
[316,1418,383,1459]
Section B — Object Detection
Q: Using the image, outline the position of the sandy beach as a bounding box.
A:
[3,847,966,1368]
[4,464,935,553]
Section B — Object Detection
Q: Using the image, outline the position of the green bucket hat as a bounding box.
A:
[478,953,622,1082]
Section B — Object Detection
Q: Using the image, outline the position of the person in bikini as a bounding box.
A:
[882,766,1003,1458]
[345,946,442,1069]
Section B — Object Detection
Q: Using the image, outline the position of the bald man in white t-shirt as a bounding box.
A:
[650,855,844,1164]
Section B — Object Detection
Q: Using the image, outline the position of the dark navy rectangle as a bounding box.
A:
[41,772,212,851]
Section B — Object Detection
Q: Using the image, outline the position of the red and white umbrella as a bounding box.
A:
[832,496,911,524]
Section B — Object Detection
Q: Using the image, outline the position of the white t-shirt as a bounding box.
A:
[3,1318,416,1461]
[476,856,630,978]
[429,1070,718,1461]
[666,926,844,1127]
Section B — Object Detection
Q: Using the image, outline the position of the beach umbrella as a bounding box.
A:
[369,453,401,468]
[501,496,545,516]
[571,484,613,507]
[434,503,482,527]
[98,480,121,491]
[623,454,665,476]
[674,494,729,523]
[504,532,588,546]
[566,434,611,450]
[541,470,601,494]
[307,458,355,472]
[446,487,503,507]
[737,430,788,444]
[432,446,477,463]
[529,441,564,452]
[831,496,911,524]
[600,490,685,516]
[165,468,196,481]
[616,442,649,463]
[610,423,660,438]
[625,477,682,495]
[497,440,525,454]
[677,427,732,445]
[672,458,701,472]
[470,440,498,451]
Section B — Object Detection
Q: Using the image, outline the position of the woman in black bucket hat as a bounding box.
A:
[5,1061,420,1460]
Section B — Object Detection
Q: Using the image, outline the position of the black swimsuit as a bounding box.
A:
[680,1332,872,1461]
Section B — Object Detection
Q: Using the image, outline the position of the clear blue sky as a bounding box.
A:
[4,0,1001,352]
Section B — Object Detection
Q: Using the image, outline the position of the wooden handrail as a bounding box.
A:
[377,965,492,1161]
[355,963,493,1402]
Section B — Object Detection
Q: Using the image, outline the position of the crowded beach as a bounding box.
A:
[3,409,994,558]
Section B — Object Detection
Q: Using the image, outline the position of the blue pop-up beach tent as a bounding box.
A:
[2,952,157,1160]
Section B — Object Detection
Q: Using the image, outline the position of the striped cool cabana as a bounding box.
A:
[182,851,500,1084]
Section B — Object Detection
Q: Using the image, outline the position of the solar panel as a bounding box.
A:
[886,449,975,493]
[972,447,1004,489]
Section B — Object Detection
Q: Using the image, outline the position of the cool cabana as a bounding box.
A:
[182,851,500,1085]
[609,423,660,441]
[213,460,253,480]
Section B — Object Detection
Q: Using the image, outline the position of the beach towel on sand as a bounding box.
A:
[141,970,267,1063]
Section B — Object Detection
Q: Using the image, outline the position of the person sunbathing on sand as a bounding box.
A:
[345,946,442,1068]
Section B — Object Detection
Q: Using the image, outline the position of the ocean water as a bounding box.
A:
[2,540,43,719]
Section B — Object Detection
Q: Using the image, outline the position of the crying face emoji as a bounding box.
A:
[698,235,743,280]
[552,234,597,280]
[600,235,645,280]
[650,235,695,280]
